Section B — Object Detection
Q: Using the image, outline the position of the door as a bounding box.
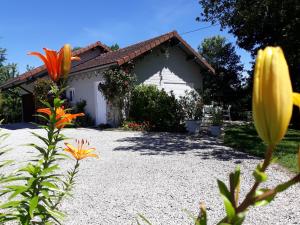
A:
[94,82,107,125]
[22,94,35,122]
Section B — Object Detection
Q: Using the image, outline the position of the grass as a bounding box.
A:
[224,123,299,172]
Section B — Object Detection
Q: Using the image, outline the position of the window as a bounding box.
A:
[68,88,75,102]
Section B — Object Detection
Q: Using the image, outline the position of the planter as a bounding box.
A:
[185,120,201,134]
[209,125,222,136]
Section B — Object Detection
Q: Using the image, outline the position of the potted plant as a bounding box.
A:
[209,107,223,136]
[179,90,203,134]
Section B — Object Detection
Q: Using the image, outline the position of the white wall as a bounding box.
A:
[67,70,106,125]
[134,46,203,97]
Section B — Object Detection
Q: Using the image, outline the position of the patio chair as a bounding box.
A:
[223,105,232,121]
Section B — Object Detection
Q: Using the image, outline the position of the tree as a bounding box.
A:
[0,47,6,66]
[197,0,300,90]
[110,43,120,51]
[72,46,81,51]
[0,47,22,123]
[0,63,22,123]
[198,36,244,106]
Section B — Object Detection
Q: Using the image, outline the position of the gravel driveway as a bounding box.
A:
[1,125,299,225]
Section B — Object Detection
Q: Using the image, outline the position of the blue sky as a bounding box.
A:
[0,0,253,74]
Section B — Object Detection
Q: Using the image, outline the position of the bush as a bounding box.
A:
[178,90,203,120]
[73,100,94,127]
[129,85,185,132]
[33,79,55,109]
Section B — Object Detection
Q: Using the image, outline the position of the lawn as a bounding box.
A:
[224,123,299,172]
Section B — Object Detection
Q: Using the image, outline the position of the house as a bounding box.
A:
[0,30,214,126]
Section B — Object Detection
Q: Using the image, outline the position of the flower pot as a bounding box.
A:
[209,125,222,136]
[185,120,201,134]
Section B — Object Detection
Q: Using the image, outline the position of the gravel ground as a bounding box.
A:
[0,125,299,225]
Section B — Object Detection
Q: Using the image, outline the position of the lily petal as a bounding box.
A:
[293,93,300,108]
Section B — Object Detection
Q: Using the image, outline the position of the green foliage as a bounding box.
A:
[0,88,83,224]
[0,89,22,123]
[72,46,82,51]
[99,67,136,107]
[129,85,185,132]
[33,78,55,109]
[179,90,203,120]
[224,124,299,172]
[0,63,22,123]
[211,107,223,126]
[73,100,94,127]
[110,43,120,51]
[198,36,244,106]
[198,0,300,90]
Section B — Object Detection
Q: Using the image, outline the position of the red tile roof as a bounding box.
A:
[71,30,215,74]
[0,31,214,90]
[0,41,111,90]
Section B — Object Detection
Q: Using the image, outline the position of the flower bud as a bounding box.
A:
[252,47,293,147]
[61,44,72,76]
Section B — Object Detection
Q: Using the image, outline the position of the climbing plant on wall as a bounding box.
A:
[98,65,136,125]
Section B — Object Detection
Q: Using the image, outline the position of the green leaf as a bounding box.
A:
[0,200,22,209]
[41,190,50,198]
[221,195,236,221]
[46,207,65,220]
[232,212,246,225]
[53,98,64,108]
[217,180,231,200]
[137,213,152,225]
[41,181,59,190]
[40,165,60,176]
[8,186,28,200]
[253,167,267,182]
[29,196,39,217]
[30,132,50,145]
[232,166,240,189]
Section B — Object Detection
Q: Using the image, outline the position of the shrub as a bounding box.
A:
[129,85,185,132]
[98,67,136,125]
[178,90,203,120]
[73,100,94,127]
[211,107,223,126]
[33,78,55,109]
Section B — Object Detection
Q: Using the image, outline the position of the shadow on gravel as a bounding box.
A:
[0,123,38,130]
[113,132,258,162]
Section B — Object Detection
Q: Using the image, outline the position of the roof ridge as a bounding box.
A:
[115,30,177,53]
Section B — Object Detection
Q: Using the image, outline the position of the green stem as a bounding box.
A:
[236,145,273,213]
[52,160,80,210]
[254,173,300,202]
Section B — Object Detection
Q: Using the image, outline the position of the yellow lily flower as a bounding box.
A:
[64,139,99,161]
[252,46,299,147]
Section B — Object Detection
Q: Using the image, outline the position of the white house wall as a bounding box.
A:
[134,46,203,97]
[67,70,105,124]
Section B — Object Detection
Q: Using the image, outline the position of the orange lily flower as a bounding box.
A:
[28,44,80,82]
[64,139,99,160]
[37,107,84,129]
